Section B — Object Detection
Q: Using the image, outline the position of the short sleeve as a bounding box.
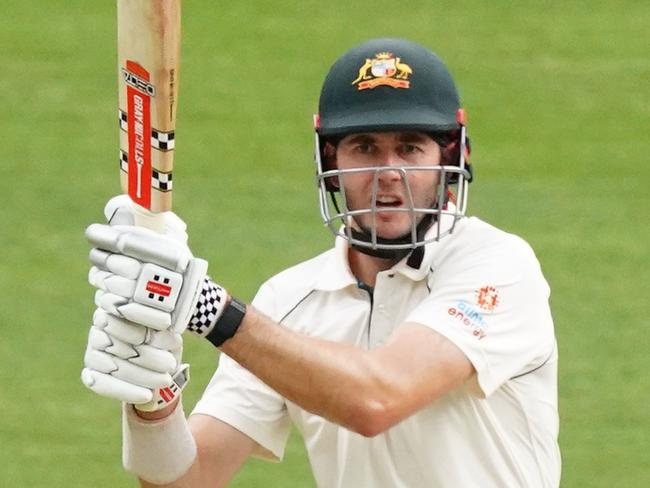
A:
[250,280,277,317]
[190,282,290,461]
[406,236,555,397]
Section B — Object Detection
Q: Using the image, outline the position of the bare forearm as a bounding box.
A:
[220,308,474,435]
[220,308,401,433]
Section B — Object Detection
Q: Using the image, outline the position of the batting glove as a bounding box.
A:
[82,197,244,411]
[82,308,189,411]
[92,196,246,343]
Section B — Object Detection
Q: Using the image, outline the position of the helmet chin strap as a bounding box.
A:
[348,213,435,260]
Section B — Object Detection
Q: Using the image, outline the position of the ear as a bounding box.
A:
[323,142,337,165]
[322,142,340,191]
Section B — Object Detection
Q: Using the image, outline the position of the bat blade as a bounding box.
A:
[117,0,181,216]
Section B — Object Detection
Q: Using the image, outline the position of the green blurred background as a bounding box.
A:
[1,0,648,486]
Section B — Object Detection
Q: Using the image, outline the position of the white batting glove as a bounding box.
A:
[91,196,243,342]
[82,308,189,411]
[86,222,209,333]
[82,197,241,411]
[85,222,238,339]
[82,221,207,411]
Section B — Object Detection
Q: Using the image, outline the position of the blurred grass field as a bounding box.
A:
[1,0,649,486]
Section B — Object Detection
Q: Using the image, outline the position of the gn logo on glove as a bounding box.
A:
[134,263,183,312]
[351,52,412,90]
[146,277,172,299]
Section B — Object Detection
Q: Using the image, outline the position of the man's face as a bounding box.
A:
[331,131,442,240]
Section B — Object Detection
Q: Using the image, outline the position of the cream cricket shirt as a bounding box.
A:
[192,217,560,488]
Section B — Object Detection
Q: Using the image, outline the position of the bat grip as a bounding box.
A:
[130,200,166,233]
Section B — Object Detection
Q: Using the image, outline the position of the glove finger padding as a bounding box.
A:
[89,267,137,297]
[95,290,172,331]
[119,301,173,331]
[94,309,183,352]
[147,328,183,352]
[130,345,177,374]
[83,306,189,411]
[84,347,172,389]
[87,327,177,374]
[81,368,153,404]
[86,224,190,273]
[94,308,147,344]
[95,290,129,315]
[89,249,142,279]
[81,365,190,410]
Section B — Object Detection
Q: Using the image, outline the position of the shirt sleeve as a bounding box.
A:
[190,281,291,461]
[406,235,556,397]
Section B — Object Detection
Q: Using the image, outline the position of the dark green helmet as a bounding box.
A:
[317,38,461,137]
[314,38,473,257]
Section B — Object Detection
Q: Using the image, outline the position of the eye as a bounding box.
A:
[400,143,422,154]
[355,143,375,154]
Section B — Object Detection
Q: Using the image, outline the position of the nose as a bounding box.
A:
[377,148,404,167]
[376,150,405,184]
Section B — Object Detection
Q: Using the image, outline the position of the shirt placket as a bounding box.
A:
[368,271,399,349]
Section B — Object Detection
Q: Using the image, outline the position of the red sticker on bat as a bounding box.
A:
[124,61,154,209]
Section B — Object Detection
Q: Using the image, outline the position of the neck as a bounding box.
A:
[348,245,400,288]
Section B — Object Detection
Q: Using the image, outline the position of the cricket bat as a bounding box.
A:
[117,0,181,230]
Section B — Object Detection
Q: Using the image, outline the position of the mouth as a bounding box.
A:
[374,195,404,208]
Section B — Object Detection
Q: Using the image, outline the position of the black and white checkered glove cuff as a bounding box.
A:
[186,277,229,338]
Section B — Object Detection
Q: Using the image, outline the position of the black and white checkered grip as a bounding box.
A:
[119,110,175,151]
[187,278,228,337]
[119,151,173,191]
[152,129,175,150]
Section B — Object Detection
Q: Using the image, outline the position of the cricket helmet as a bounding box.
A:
[314,38,473,258]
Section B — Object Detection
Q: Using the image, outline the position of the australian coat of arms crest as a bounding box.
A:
[351,52,413,90]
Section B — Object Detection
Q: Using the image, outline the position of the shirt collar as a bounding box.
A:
[314,234,359,291]
[314,210,461,290]
[393,210,460,281]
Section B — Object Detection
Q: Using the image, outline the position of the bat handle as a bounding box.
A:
[130,200,166,233]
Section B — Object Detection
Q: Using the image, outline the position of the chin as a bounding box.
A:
[377,229,413,240]
[354,214,420,241]
[374,222,416,240]
[376,215,414,232]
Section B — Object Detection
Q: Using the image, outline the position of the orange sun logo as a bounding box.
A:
[476,286,499,312]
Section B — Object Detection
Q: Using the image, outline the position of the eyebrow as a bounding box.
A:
[396,133,431,144]
[342,132,429,145]
[343,134,375,145]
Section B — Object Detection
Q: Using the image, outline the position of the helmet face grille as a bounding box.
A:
[314,127,472,250]
[318,167,470,249]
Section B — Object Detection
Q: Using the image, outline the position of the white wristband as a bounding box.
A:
[122,402,197,484]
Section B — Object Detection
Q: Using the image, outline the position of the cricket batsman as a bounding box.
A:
[82,38,560,487]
